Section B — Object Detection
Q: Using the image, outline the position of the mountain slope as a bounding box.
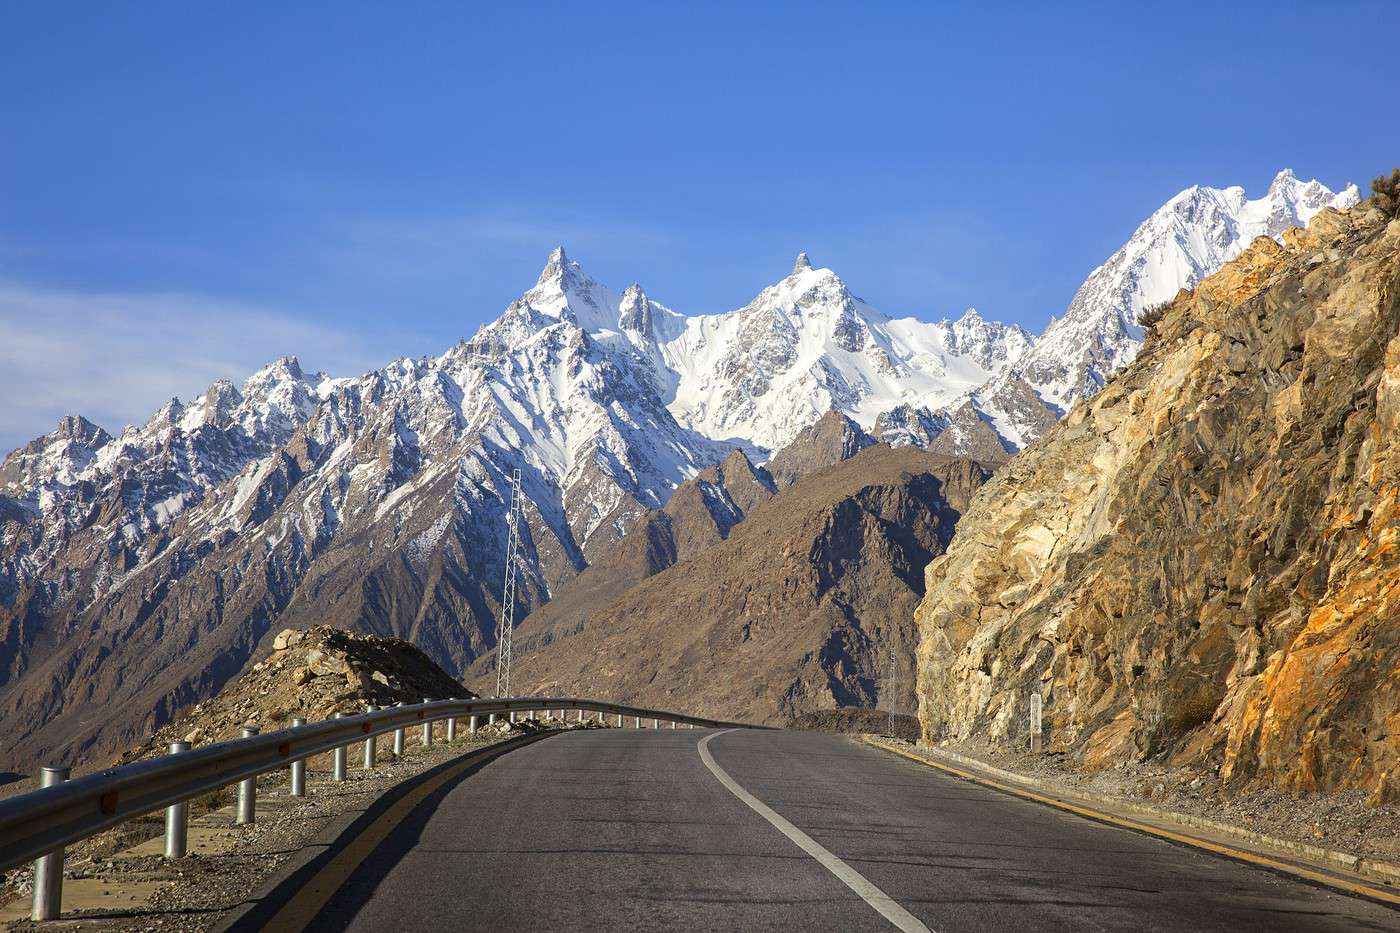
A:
[914,197,1400,799]
[474,448,778,670]
[488,445,991,722]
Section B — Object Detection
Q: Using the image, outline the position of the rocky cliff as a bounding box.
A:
[914,198,1400,802]
[491,445,990,722]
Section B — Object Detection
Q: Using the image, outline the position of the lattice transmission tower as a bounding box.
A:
[496,468,524,698]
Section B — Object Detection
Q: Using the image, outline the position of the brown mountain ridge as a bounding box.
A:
[479,445,991,723]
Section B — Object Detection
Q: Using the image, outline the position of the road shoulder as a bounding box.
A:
[862,736,1400,909]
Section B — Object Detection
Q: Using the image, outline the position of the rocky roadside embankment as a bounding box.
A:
[916,193,1400,803]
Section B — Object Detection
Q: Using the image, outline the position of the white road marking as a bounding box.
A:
[697,730,934,933]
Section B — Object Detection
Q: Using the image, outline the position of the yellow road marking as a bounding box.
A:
[259,733,554,932]
[864,738,1400,907]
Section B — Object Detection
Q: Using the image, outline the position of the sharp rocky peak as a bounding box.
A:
[256,355,304,379]
[792,252,813,275]
[54,414,111,447]
[534,245,598,292]
[618,283,654,334]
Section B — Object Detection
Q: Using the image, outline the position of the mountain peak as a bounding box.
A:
[765,409,876,488]
[537,246,570,286]
[792,252,812,275]
[54,414,110,447]
[260,355,304,379]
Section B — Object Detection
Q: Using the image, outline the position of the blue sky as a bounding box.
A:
[2,2,1397,449]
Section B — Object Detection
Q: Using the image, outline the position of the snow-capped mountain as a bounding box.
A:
[1017,169,1359,407]
[655,252,1038,453]
[0,169,1361,770]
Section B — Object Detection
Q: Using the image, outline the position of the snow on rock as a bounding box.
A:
[1016,169,1359,408]
[655,255,1038,455]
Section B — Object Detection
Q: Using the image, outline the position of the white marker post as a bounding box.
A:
[1029,692,1043,754]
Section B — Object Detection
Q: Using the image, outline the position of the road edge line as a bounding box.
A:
[698,730,933,933]
[862,737,1400,909]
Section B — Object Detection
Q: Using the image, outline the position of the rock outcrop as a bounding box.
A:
[118,626,471,764]
[489,445,991,722]
[914,199,1400,801]
[766,411,876,488]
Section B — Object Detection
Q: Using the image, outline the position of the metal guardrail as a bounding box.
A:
[0,696,762,920]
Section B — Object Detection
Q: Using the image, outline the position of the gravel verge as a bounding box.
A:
[907,736,1400,865]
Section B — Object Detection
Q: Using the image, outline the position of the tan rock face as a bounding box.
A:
[915,201,1400,801]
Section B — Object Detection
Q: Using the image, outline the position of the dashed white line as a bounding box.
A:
[697,730,933,933]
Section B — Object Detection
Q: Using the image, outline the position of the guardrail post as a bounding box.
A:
[634,716,640,728]
[289,718,307,796]
[422,700,435,746]
[394,702,406,756]
[469,714,478,736]
[575,709,583,722]
[363,706,378,769]
[671,720,677,729]
[509,710,516,724]
[237,726,259,823]
[615,713,622,727]
[488,712,497,725]
[31,765,70,921]
[330,711,347,778]
[163,742,191,858]
[595,711,602,723]
[447,711,458,742]
[652,718,658,729]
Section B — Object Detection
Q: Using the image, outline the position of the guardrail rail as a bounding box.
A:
[0,696,763,921]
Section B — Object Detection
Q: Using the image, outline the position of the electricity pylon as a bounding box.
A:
[496,469,524,698]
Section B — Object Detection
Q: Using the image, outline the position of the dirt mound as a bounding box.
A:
[119,626,471,763]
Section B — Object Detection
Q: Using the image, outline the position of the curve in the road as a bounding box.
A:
[698,730,932,932]
[222,727,1400,932]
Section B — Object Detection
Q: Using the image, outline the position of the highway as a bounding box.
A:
[226,728,1400,931]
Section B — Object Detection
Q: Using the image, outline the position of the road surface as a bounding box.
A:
[227,728,1400,931]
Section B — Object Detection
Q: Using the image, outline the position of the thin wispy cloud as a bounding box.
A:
[0,281,390,452]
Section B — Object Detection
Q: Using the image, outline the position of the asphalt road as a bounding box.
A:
[233,728,1400,932]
